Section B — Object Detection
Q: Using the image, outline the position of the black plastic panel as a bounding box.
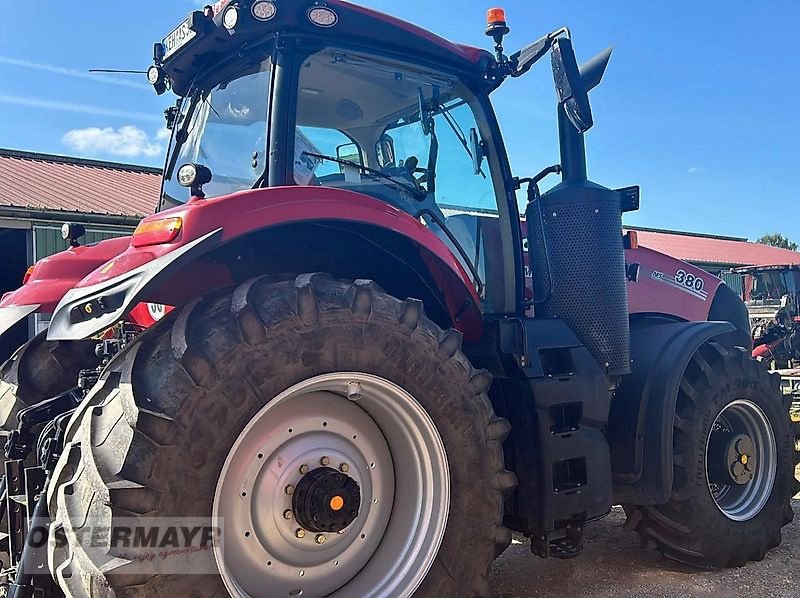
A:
[499,318,613,533]
[527,183,630,376]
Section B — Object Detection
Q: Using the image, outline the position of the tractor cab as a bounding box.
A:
[152,0,610,318]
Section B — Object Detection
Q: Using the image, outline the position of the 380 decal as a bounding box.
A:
[675,269,705,293]
[649,268,709,301]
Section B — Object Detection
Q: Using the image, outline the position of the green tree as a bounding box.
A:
[756,233,798,251]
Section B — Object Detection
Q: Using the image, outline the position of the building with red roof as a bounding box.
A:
[626,226,800,274]
[0,148,160,359]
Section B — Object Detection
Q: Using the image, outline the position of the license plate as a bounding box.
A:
[163,18,196,60]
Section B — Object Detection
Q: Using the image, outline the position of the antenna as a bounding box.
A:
[88,69,147,75]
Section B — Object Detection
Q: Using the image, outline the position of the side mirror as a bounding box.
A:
[376,135,396,168]
[551,37,593,133]
[336,142,362,169]
[469,128,485,175]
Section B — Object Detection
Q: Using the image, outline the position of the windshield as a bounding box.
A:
[161,57,272,208]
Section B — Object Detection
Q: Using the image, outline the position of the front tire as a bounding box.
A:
[0,331,98,432]
[49,274,514,597]
[623,342,798,567]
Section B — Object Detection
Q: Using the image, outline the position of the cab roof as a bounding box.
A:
[160,0,495,95]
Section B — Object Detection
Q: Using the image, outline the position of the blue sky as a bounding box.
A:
[1,1,797,240]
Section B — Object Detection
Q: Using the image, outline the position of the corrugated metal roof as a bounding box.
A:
[0,148,161,218]
[1,150,797,269]
[627,227,800,267]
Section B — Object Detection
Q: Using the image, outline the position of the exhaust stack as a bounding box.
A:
[526,48,632,377]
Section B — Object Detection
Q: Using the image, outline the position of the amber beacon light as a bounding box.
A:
[485,8,510,40]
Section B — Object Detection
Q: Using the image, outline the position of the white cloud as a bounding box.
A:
[62,126,165,158]
[0,93,161,122]
[156,128,172,141]
[0,56,151,91]
[687,166,706,174]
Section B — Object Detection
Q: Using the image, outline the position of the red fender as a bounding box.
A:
[5,187,482,341]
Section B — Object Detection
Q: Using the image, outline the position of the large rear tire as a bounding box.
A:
[623,342,798,568]
[48,274,514,597]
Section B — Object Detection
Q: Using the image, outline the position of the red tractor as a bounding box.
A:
[0,3,796,596]
[739,264,800,368]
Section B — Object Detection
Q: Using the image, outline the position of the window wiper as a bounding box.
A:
[165,91,200,180]
[302,152,427,200]
[439,103,486,179]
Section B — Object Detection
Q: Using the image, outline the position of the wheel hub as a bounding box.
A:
[705,399,777,521]
[293,466,361,533]
[709,432,756,485]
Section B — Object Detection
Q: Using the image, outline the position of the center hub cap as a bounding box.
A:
[293,466,361,533]
[709,431,757,486]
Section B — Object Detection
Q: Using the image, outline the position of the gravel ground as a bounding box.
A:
[491,489,800,597]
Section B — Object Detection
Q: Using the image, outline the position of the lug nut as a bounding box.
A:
[320,456,330,466]
[295,529,306,539]
[315,534,326,544]
[285,484,295,495]
[283,510,294,520]
[347,381,362,401]
[299,464,310,475]
[339,463,350,473]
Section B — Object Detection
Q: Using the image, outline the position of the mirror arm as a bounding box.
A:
[507,27,572,79]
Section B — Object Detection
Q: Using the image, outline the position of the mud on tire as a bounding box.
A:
[48,274,514,597]
[623,342,798,568]
[0,331,99,432]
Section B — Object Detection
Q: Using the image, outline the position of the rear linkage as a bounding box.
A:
[0,324,141,597]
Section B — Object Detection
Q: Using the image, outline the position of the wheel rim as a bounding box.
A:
[705,399,777,521]
[213,372,450,597]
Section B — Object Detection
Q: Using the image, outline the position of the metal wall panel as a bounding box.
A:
[32,225,132,261]
[31,223,133,334]
[721,271,744,296]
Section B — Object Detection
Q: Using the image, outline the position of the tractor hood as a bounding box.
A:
[0,236,131,337]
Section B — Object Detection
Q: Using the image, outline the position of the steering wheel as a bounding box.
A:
[403,156,429,190]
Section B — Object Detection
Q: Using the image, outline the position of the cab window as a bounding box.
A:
[293,47,514,313]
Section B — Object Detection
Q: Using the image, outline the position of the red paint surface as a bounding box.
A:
[752,339,781,359]
[625,246,722,322]
[328,0,490,66]
[128,302,174,328]
[2,185,737,339]
[0,236,131,312]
